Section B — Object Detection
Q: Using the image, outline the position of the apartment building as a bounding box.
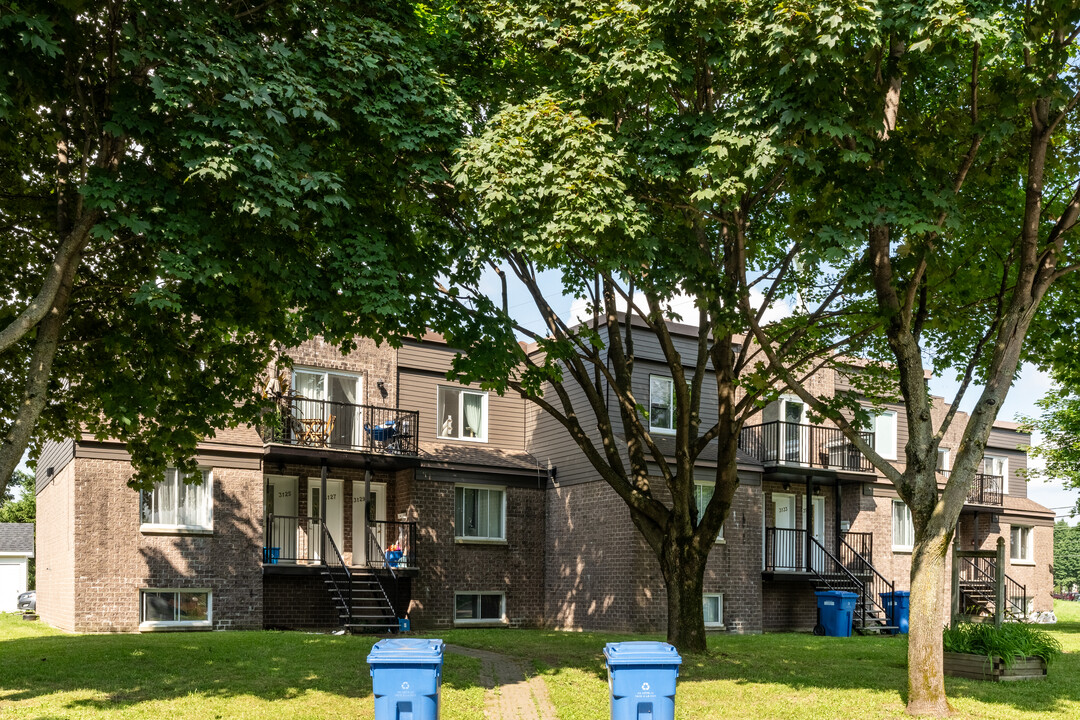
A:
[33,328,1053,634]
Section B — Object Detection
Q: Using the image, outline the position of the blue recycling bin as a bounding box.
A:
[367,638,444,720]
[880,590,910,634]
[815,591,858,637]
[604,641,682,720]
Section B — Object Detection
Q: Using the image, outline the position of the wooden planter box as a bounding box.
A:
[944,652,1047,682]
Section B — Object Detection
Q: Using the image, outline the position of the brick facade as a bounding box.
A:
[49,458,264,632]
[405,473,545,629]
[33,332,1055,636]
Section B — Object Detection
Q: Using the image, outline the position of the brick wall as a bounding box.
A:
[263,572,340,629]
[406,475,545,630]
[36,462,76,631]
[545,478,764,634]
[69,458,264,632]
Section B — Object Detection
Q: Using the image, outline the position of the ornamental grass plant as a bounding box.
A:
[943,622,1064,667]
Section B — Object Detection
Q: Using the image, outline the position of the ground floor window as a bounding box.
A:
[1010,525,1034,563]
[455,592,505,624]
[892,500,914,551]
[703,593,724,627]
[140,589,211,629]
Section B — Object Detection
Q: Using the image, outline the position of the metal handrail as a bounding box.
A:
[811,535,894,631]
[937,470,1004,506]
[765,527,807,572]
[959,556,1027,619]
[739,421,875,471]
[264,513,320,563]
[838,533,894,612]
[260,394,419,456]
[367,520,417,571]
[321,520,352,625]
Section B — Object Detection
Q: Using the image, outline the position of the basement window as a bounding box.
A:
[454,592,506,625]
[140,589,211,630]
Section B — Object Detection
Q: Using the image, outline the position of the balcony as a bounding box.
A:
[739,421,875,472]
[939,470,1004,507]
[264,514,418,570]
[260,394,419,457]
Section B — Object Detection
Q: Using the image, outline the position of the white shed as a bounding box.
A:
[0,523,34,612]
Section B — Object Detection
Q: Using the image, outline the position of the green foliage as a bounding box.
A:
[943,622,1064,667]
[0,0,469,489]
[0,470,35,524]
[1053,521,1080,592]
[1020,384,1080,509]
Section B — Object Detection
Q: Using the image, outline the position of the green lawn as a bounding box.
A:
[1,603,1079,719]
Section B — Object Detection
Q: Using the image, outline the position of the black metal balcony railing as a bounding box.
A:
[765,527,807,572]
[367,519,418,571]
[261,395,419,456]
[938,470,1004,506]
[264,514,419,571]
[740,421,875,472]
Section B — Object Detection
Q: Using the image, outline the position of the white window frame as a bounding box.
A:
[437,386,489,442]
[982,454,1009,495]
[454,484,506,542]
[453,591,507,625]
[139,588,212,630]
[869,408,898,461]
[694,481,724,542]
[140,469,213,534]
[703,593,724,628]
[892,500,914,552]
[937,448,951,472]
[648,375,677,434]
[1010,525,1034,565]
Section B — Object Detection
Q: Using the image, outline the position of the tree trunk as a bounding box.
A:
[660,533,709,653]
[906,521,952,717]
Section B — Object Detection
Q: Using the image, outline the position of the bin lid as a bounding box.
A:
[367,638,445,665]
[604,641,682,666]
[815,591,858,599]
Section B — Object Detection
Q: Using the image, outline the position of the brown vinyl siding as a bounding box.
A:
[398,369,526,451]
[35,438,75,494]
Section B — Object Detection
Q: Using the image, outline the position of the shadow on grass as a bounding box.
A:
[0,626,483,714]
[444,624,1080,716]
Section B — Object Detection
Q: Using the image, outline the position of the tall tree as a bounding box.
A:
[0,0,464,494]
[444,1,887,652]
[1021,379,1080,505]
[1052,521,1080,593]
[738,3,1080,715]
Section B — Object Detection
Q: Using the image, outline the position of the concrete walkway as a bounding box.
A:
[446,645,558,720]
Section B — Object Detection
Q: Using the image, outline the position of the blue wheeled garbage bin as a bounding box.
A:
[604,641,682,720]
[367,638,444,720]
[880,591,910,634]
[814,591,858,637]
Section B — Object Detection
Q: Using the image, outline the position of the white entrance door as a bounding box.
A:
[265,476,298,562]
[352,481,387,564]
[308,479,344,560]
[807,495,826,571]
[773,493,797,570]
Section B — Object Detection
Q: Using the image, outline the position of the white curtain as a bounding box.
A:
[464,393,483,438]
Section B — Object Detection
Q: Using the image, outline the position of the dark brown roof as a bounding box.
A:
[418,442,541,473]
[1002,496,1055,517]
[0,523,34,554]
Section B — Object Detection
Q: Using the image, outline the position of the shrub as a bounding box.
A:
[942,622,1063,667]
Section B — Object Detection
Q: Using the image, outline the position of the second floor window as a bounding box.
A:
[981,454,1008,493]
[438,386,488,441]
[892,500,914,551]
[649,375,676,432]
[455,485,505,540]
[140,469,213,531]
[871,409,898,460]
